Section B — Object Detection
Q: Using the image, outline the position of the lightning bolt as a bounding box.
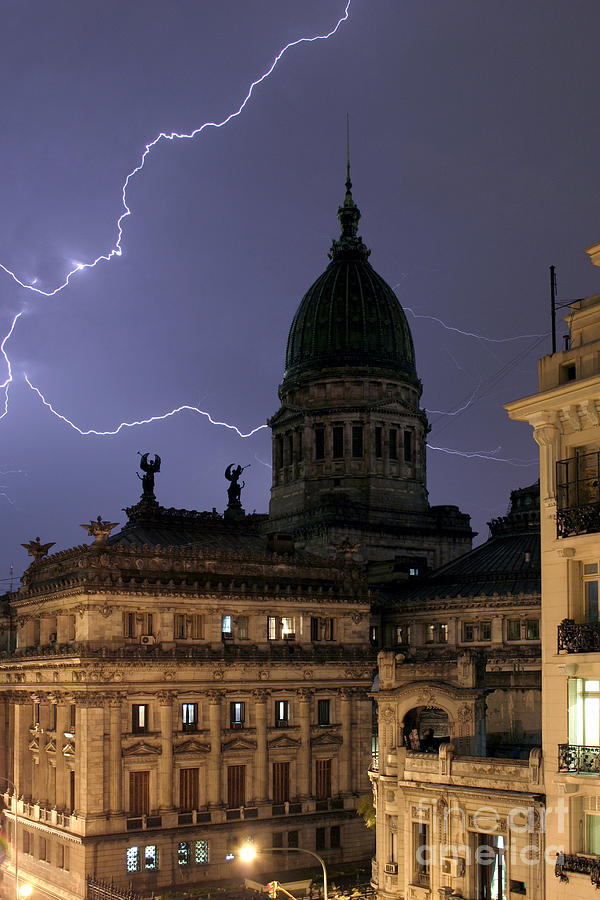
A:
[426,380,481,417]
[427,443,537,467]
[24,375,268,439]
[1,312,23,421]
[0,2,352,298]
[403,305,549,344]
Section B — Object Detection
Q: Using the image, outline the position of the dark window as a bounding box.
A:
[125,612,136,638]
[237,616,248,640]
[272,831,284,848]
[370,625,379,646]
[129,771,150,817]
[389,428,398,460]
[311,617,334,641]
[230,701,245,728]
[227,765,245,808]
[318,699,330,726]
[414,822,429,883]
[480,622,491,642]
[276,435,283,469]
[180,768,199,812]
[311,617,319,641]
[69,704,76,732]
[50,704,57,731]
[331,825,341,848]
[315,759,332,801]
[463,623,474,642]
[286,433,294,466]
[288,830,299,848]
[182,703,197,732]
[332,426,344,458]
[352,426,363,458]
[174,614,186,639]
[315,427,325,460]
[316,827,326,850]
[507,619,521,641]
[404,430,413,462]
[132,704,148,734]
[526,619,539,640]
[275,700,289,727]
[297,430,303,461]
[69,770,75,813]
[375,426,383,458]
[273,761,290,804]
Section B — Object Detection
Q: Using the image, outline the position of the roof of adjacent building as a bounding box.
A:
[283,172,417,387]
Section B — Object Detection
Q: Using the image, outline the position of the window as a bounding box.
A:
[32,619,40,645]
[272,831,284,848]
[227,765,246,808]
[318,699,331,726]
[404,430,413,463]
[389,428,398,460]
[125,612,136,638]
[507,619,521,641]
[370,625,379,646]
[269,616,295,640]
[584,564,599,622]
[174,614,186,639]
[39,836,47,861]
[298,430,303,461]
[50,704,57,731]
[286,433,294,466]
[22,831,30,854]
[568,678,600,746]
[315,759,332,800]
[132,704,149,734]
[69,704,76,733]
[413,822,429,884]
[182,703,198,732]
[222,615,233,639]
[425,624,436,644]
[375,426,383,458]
[463,623,474,642]
[439,624,448,643]
[69,770,75,814]
[316,827,326,851]
[60,844,70,871]
[273,761,290,803]
[311,617,334,641]
[268,616,278,641]
[331,825,341,849]
[237,616,249,640]
[352,425,363,458]
[526,619,539,640]
[332,425,344,458]
[276,435,283,469]
[126,846,141,873]
[195,840,209,865]
[33,703,40,727]
[192,614,204,639]
[129,771,150,817]
[178,841,191,866]
[180,768,199,811]
[288,830,299,848]
[480,621,491,642]
[281,617,295,639]
[475,834,506,899]
[315,426,325,460]
[587,815,600,855]
[144,845,158,870]
[230,701,245,728]
[275,700,289,727]
[68,614,76,641]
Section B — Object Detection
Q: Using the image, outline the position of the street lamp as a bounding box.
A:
[239,843,329,900]
[0,775,32,899]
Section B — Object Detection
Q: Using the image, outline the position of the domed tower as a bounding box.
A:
[268,168,473,570]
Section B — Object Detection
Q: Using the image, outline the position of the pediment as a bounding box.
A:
[311,732,343,747]
[268,735,301,750]
[122,741,162,757]
[221,737,257,753]
[45,739,57,755]
[174,740,210,755]
[62,740,75,757]
[28,737,40,753]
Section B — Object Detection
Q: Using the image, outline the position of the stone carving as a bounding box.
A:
[80,515,119,542]
[457,703,473,723]
[21,537,55,562]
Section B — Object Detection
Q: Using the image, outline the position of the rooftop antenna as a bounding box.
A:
[346,112,351,189]
[550,265,557,354]
[9,562,13,593]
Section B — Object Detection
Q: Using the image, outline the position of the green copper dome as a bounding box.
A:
[283,174,417,385]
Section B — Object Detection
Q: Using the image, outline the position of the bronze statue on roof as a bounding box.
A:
[225,463,249,509]
[138,452,161,500]
[21,536,55,562]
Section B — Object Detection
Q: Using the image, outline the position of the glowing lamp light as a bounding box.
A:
[239,843,257,863]
[18,885,33,898]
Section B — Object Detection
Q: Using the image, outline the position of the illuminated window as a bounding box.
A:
[178,841,191,866]
[237,616,248,640]
[439,624,448,643]
[126,846,140,873]
[569,679,600,746]
[195,840,209,865]
[281,617,295,638]
[174,614,186,639]
[132,704,148,734]
[230,701,245,728]
[144,845,158,870]
[587,815,600,855]
[221,615,233,637]
[182,703,197,732]
[275,700,289,727]
[425,624,436,643]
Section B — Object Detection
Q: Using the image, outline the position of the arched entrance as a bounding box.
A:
[402,706,450,752]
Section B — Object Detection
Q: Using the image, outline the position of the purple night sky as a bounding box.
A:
[2,0,600,584]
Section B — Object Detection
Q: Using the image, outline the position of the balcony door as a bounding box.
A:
[569,678,600,746]
[475,833,506,900]
[584,564,599,622]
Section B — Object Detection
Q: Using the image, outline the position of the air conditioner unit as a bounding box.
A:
[140,634,155,645]
[384,863,398,875]
[442,857,465,877]
[48,633,57,642]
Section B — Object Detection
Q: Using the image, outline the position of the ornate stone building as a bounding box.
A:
[369,484,545,900]
[507,242,600,898]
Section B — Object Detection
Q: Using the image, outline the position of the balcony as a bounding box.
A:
[555,852,600,887]
[558,621,600,653]
[558,743,600,774]
[556,451,600,538]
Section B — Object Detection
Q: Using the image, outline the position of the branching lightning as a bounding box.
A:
[427,443,537,467]
[426,380,481,417]
[24,375,268,439]
[403,305,549,343]
[0,1,352,298]
[1,313,23,421]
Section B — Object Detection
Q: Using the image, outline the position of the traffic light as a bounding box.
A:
[267,881,279,898]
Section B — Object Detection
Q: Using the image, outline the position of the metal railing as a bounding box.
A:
[558,621,600,653]
[557,450,600,537]
[87,878,146,900]
[555,852,600,887]
[558,743,600,774]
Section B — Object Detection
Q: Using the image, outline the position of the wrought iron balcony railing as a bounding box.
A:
[558,743,600,775]
[557,450,600,537]
[558,621,600,653]
[555,852,600,887]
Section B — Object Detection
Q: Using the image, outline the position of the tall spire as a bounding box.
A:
[329,115,370,261]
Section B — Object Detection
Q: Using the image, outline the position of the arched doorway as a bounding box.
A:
[402,706,450,752]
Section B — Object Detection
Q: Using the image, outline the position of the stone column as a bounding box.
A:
[253,690,269,803]
[339,690,352,795]
[108,694,123,815]
[158,691,175,811]
[297,689,311,799]
[12,694,31,799]
[207,692,222,807]
[76,692,105,816]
